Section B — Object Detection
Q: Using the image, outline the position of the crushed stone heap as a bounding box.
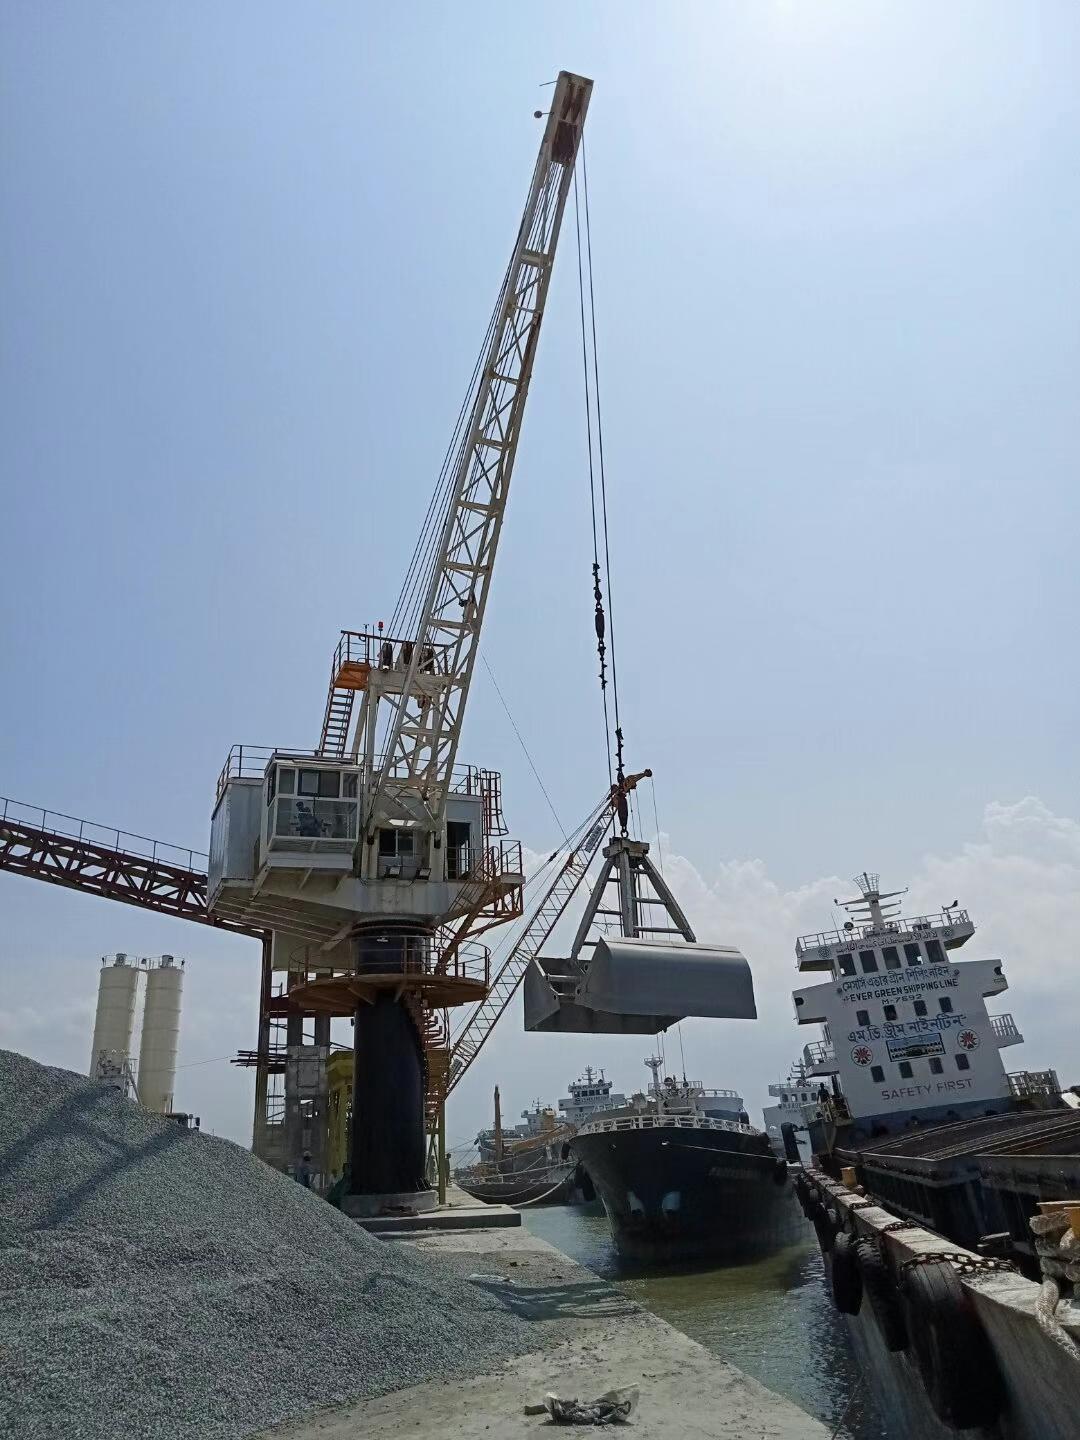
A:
[0,1049,537,1440]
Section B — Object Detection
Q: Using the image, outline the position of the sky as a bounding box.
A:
[2,2,1078,1149]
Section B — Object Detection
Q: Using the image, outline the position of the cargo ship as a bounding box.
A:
[570,1057,802,1262]
[456,1068,626,1206]
[792,873,1080,1438]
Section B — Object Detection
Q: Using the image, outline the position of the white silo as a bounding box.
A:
[137,954,185,1113]
[89,954,139,1080]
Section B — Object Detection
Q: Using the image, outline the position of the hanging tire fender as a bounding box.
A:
[830,1230,863,1315]
[809,1198,838,1254]
[854,1239,907,1352]
[900,1260,1004,1430]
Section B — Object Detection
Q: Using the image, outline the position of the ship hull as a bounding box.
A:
[456,1165,576,1207]
[572,1126,804,1262]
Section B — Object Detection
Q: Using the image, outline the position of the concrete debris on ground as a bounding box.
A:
[0,1049,543,1440]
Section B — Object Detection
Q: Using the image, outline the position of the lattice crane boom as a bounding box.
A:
[361,72,592,839]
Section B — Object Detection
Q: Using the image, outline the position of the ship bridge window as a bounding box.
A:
[884,1004,898,1021]
[898,1061,913,1079]
[883,947,901,971]
[870,1066,884,1083]
[913,1000,928,1017]
[859,950,879,973]
[956,1054,971,1071]
[939,998,953,1014]
[856,1009,870,1027]
[904,943,922,966]
[926,939,945,963]
[838,955,856,976]
[930,1058,944,1075]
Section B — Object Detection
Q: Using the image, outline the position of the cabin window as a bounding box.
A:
[378,828,414,857]
[926,939,945,963]
[913,1000,928,1017]
[342,772,358,798]
[838,955,856,976]
[898,1061,913,1079]
[904,943,922,966]
[446,820,471,880]
[939,997,953,1014]
[859,950,878,973]
[870,1066,884,1082]
[265,769,277,807]
[956,1054,971,1072]
[277,767,295,795]
[929,1058,944,1075]
[883,946,901,971]
[856,1009,870,1027]
[800,1092,808,1102]
[299,769,339,799]
[884,1004,898,1021]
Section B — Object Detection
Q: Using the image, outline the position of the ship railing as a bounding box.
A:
[795,909,972,961]
[1008,1069,1061,1100]
[577,1112,757,1138]
[991,1013,1023,1043]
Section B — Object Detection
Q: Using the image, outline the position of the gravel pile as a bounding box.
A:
[0,1049,538,1440]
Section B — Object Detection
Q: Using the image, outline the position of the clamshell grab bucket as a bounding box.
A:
[524,936,757,1035]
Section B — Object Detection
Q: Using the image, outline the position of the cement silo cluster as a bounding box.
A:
[88,953,185,1113]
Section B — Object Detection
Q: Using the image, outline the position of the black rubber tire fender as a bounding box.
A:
[808,1198,838,1254]
[772,1158,789,1186]
[854,1239,907,1352]
[900,1260,1004,1430]
[793,1174,813,1216]
[830,1230,863,1315]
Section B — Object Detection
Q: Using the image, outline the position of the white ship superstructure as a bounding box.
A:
[558,1067,627,1127]
[792,873,1024,1137]
[762,1062,819,1160]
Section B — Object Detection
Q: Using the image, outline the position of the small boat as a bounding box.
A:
[455,1068,626,1207]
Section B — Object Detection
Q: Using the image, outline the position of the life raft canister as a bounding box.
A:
[900,1260,1004,1430]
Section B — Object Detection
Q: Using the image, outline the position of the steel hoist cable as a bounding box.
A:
[574,136,627,828]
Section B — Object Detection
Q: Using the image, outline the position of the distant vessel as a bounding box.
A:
[571,1058,802,1262]
[456,1069,625,1206]
[761,1061,820,1163]
[793,874,1080,1437]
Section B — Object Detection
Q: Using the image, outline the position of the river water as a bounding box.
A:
[522,1205,892,1439]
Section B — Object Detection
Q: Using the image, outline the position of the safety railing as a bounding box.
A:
[0,795,207,871]
[577,1112,757,1138]
[332,629,451,678]
[1008,1069,1060,1100]
[802,1040,837,1070]
[795,909,972,962]
[217,745,483,800]
[353,935,489,989]
[991,1013,1023,1044]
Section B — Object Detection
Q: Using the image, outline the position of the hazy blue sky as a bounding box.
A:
[3,3,1078,1146]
